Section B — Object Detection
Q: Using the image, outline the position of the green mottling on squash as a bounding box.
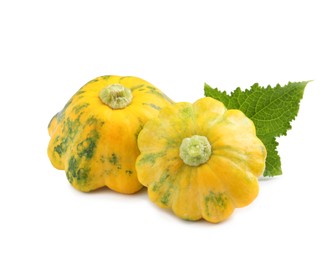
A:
[86,116,105,128]
[66,156,89,185]
[152,172,170,192]
[109,153,119,165]
[64,116,82,138]
[54,115,85,157]
[100,75,111,80]
[204,191,226,216]
[165,139,179,148]
[73,89,86,100]
[145,86,161,96]
[66,172,72,184]
[109,153,122,170]
[160,191,171,206]
[139,151,165,166]
[142,103,161,110]
[125,170,133,175]
[119,76,132,80]
[72,103,89,114]
[66,156,78,184]
[180,106,193,119]
[82,78,99,85]
[76,131,99,160]
[75,167,90,185]
[86,116,98,126]
[54,137,68,157]
[146,86,156,91]
[129,84,144,91]
[75,90,86,96]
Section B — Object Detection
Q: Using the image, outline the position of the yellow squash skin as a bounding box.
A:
[136,97,266,223]
[48,75,173,193]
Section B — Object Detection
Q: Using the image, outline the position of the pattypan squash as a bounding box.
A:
[48,75,173,193]
[136,97,266,223]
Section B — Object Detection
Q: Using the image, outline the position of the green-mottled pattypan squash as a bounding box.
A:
[48,75,173,193]
[136,97,267,223]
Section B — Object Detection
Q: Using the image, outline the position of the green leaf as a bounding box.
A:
[204,81,309,177]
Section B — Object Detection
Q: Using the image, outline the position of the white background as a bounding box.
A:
[1,0,334,259]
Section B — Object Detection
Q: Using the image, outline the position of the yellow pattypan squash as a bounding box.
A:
[136,97,267,223]
[48,75,173,193]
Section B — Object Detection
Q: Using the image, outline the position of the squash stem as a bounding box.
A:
[179,135,211,166]
[99,84,133,109]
